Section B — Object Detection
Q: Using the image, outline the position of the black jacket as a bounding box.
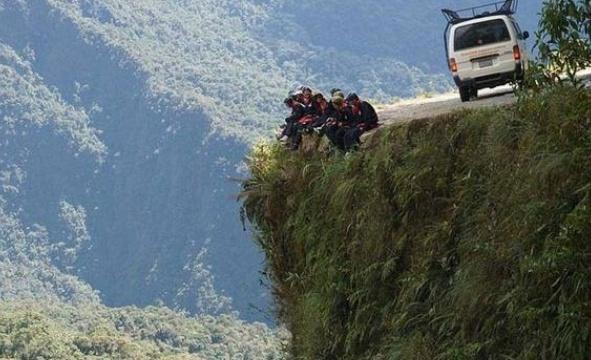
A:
[323,102,352,127]
[285,103,305,124]
[351,101,378,128]
[301,100,317,117]
[308,102,330,127]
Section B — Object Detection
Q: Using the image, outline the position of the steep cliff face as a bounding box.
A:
[242,87,591,359]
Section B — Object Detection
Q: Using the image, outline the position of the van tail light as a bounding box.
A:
[513,45,521,61]
[449,58,458,73]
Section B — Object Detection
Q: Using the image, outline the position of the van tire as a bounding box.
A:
[470,87,478,99]
[459,86,471,102]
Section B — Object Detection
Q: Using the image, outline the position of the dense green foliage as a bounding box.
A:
[531,0,591,86]
[242,86,591,359]
[0,302,287,359]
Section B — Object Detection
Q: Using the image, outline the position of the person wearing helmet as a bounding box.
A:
[330,88,345,98]
[300,87,316,116]
[291,88,304,104]
[308,93,330,128]
[342,93,379,151]
[278,96,305,142]
[323,96,352,151]
[284,90,319,150]
[280,87,327,149]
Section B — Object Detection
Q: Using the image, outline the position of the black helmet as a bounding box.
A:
[346,93,360,102]
[312,92,325,101]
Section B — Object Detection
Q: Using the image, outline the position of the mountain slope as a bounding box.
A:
[0,43,106,159]
[265,0,543,73]
[45,0,290,143]
[0,2,266,319]
[0,191,285,359]
[0,147,284,358]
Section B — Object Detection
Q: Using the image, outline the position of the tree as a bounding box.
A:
[534,0,591,86]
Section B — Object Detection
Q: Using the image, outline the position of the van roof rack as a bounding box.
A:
[442,0,518,25]
[441,0,518,62]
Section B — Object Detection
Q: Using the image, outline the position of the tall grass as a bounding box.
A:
[241,86,591,359]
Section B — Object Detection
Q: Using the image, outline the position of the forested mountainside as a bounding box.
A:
[0,0,269,320]
[242,86,591,359]
[0,302,286,359]
[0,188,99,305]
[0,0,542,324]
[0,194,286,358]
[258,0,543,91]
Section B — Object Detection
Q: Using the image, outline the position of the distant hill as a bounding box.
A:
[265,0,542,73]
[257,0,542,101]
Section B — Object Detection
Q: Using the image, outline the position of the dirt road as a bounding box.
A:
[377,69,591,126]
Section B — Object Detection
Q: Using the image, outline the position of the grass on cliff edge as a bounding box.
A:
[241,85,591,360]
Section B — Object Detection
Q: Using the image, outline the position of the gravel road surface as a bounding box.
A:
[376,69,591,126]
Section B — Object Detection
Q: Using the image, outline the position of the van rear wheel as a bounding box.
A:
[459,86,471,102]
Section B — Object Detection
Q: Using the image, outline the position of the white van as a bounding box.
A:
[442,0,529,102]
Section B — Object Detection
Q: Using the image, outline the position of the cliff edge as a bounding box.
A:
[242,86,591,359]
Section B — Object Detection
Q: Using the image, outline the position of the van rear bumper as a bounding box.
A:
[453,63,524,89]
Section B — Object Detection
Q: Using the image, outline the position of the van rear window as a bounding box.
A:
[454,19,511,51]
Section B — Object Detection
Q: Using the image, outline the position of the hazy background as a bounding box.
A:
[0,0,542,322]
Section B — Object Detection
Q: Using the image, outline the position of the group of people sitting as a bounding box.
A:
[277,87,379,151]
